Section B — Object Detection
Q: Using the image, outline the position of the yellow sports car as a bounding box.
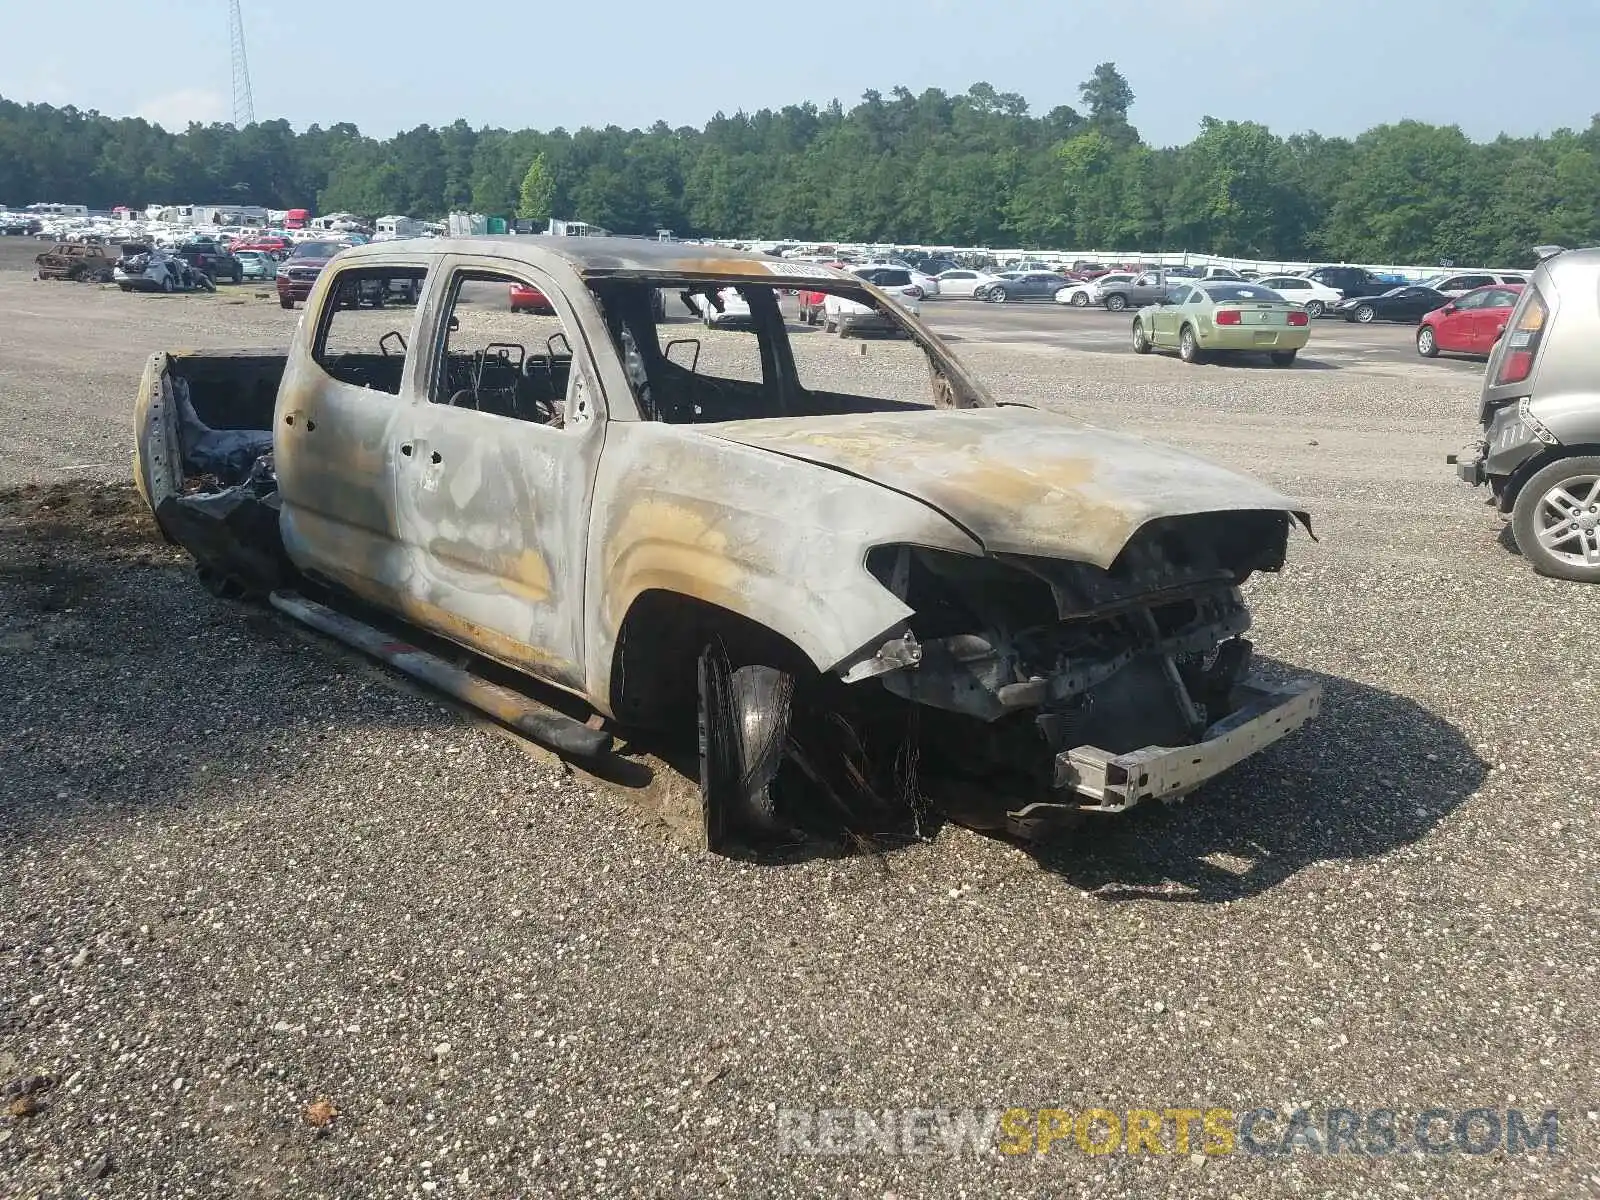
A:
[1131,280,1312,366]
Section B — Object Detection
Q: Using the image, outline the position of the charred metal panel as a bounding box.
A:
[378,252,612,691]
[695,407,1307,568]
[390,404,597,689]
[585,419,984,712]
[335,235,841,290]
[275,254,435,612]
[133,352,183,523]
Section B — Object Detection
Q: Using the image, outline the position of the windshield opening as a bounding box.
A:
[587,278,992,424]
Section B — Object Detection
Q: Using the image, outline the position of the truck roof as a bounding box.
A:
[336,234,848,284]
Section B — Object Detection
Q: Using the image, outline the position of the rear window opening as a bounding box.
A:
[586,277,990,423]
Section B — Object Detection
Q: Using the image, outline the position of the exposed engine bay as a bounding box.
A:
[700,514,1319,848]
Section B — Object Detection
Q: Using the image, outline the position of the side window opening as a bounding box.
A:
[311,265,428,395]
[432,270,588,430]
[590,278,986,424]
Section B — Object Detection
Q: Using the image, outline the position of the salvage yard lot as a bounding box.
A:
[2,259,1598,1197]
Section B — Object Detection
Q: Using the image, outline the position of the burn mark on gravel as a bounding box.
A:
[0,480,183,615]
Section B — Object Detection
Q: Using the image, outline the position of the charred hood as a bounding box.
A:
[698,407,1309,570]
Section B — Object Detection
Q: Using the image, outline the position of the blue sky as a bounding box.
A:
[5,0,1595,145]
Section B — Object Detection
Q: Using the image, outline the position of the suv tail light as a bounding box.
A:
[1287,310,1310,327]
[1494,286,1548,386]
[1215,309,1242,326]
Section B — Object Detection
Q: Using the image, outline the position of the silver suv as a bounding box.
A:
[1455,248,1600,582]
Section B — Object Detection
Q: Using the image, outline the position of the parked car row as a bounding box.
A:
[1116,277,1530,371]
[793,266,924,334]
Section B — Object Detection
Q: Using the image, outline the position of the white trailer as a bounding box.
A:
[374,215,427,241]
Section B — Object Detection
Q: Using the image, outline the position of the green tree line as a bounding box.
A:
[3,64,1597,266]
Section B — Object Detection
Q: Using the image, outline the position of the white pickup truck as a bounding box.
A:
[134,237,1320,851]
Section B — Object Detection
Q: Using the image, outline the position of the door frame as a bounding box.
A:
[388,252,611,691]
[275,251,439,607]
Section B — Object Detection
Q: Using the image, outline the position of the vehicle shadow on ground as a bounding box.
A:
[591,658,1486,892]
[1019,659,1486,902]
[1212,354,1340,372]
[0,483,1484,894]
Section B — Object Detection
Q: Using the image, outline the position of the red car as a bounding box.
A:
[509,282,555,314]
[275,240,346,309]
[796,262,848,324]
[1416,283,1524,359]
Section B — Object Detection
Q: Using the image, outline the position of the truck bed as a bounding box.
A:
[133,349,290,593]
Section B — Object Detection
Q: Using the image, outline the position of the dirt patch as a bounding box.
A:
[0,479,170,555]
[0,480,183,613]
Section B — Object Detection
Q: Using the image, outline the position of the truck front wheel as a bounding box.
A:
[697,642,898,852]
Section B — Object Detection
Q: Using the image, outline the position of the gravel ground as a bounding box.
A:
[1,268,1598,1199]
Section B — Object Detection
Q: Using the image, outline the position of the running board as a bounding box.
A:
[269,591,612,760]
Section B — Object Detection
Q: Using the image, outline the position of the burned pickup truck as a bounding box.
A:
[133,237,1320,849]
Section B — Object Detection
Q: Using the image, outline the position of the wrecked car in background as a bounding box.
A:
[114,243,216,293]
[133,237,1321,851]
[36,241,114,282]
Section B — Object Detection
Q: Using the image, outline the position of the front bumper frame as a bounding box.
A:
[1003,677,1322,837]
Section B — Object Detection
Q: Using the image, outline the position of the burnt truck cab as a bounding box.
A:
[134,236,1321,849]
[1454,247,1600,583]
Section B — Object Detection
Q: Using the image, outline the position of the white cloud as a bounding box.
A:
[135,88,230,130]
